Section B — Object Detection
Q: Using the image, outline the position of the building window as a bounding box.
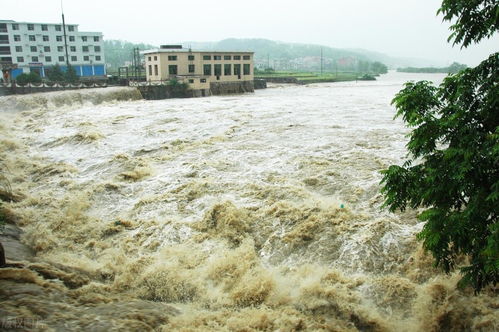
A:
[0,24,6,33]
[188,64,195,73]
[68,26,75,32]
[188,55,195,61]
[0,36,8,44]
[43,35,49,42]
[71,55,77,61]
[168,65,177,75]
[12,24,19,30]
[59,56,64,61]
[56,36,63,42]
[82,46,89,52]
[224,55,231,60]
[82,36,87,42]
[69,36,75,42]
[15,46,22,52]
[44,46,50,52]
[93,36,99,42]
[154,64,158,75]
[214,64,222,76]
[95,55,101,61]
[154,56,157,60]
[32,56,38,62]
[57,46,64,52]
[148,65,152,76]
[45,56,52,62]
[168,55,177,61]
[224,64,231,75]
[41,24,48,31]
[55,25,61,31]
[234,64,241,75]
[203,55,211,60]
[214,55,221,60]
[70,46,76,52]
[17,56,24,62]
[234,55,241,60]
[0,46,9,55]
[244,64,251,75]
[148,56,151,61]
[200,78,206,83]
[14,35,21,42]
[203,64,211,75]
[84,55,89,61]
[30,46,37,52]
[27,24,34,31]
[94,46,101,52]
[188,79,194,83]
[29,35,36,41]
[243,55,251,60]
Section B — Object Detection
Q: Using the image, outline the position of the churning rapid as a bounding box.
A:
[0,74,497,331]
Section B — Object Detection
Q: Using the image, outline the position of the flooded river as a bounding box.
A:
[0,73,497,331]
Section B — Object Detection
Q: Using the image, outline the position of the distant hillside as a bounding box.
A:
[397,62,467,74]
[104,40,156,70]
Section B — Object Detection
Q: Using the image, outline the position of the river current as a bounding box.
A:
[0,72,497,331]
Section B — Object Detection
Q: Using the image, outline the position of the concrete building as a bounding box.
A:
[142,46,254,95]
[0,19,106,81]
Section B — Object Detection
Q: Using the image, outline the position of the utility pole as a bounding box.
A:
[320,47,323,76]
[61,1,70,69]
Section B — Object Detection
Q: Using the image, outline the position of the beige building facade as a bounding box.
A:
[143,47,254,91]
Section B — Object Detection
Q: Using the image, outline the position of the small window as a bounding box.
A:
[200,78,206,83]
[17,56,24,62]
[214,64,222,76]
[93,36,99,42]
[68,25,75,32]
[43,35,49,42]
[234,64,241,75]
[55,25,61,31]
[244,64,251,75]
[27,24,34,31]
[32,56,38,62]
[29,35,36,41]
[203,64,211,75]
[188,55,195,60]
[154,64,158,75]
[12,24,19,30]
[95,55,101,61]
[71,55,77,61]
[94,46,101,52]
[224,55,231,60]
[15,46,22,52]
[0,35,8,44]
[203,55,211,60]
[14,35,21,42]
[84,55,89,61]
[188,64,195,73]
[148,56,151,61]
[168,55,177,61]
[243,55,251,60]
[82,36,87,42]
[57,46,64,52]
[58,56,64,61]
[44,46,50,52]
[214,55,221,60]
[154,56,157,60]
[69,36,75,42]
[41,24,48,31]
[82,46,89,52]
[45,56,52,62]
[234,55,241,60]
[188,79,194,83]
[168,65,178,75]
[56,36,63,42]
[224,64,231,75]
[30,46,37,52]
[70,46,76,52]
[148,65,152,76]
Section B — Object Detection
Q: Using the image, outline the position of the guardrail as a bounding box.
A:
[0,81,108,88]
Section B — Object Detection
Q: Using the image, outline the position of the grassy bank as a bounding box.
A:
[255,71,361,84]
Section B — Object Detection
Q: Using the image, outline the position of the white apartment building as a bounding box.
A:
[0,19,106,81]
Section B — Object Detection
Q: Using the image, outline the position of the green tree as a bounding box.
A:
[64,65,79,83]
[15,72,42,85]
[47,63,65,82]
[381,0,498,292]
[371,61,388,74]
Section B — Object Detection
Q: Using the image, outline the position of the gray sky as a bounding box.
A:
[2,0,498,65]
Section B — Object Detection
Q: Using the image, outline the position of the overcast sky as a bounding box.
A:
[2,0,497,66]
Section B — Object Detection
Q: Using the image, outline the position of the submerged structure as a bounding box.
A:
[0,19,106,81]
[142,45,254,96]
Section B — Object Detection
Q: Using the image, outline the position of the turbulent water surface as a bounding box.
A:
[0,74,497,331]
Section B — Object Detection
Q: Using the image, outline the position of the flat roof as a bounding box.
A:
[0,19,79,26]
[142,49,254,55]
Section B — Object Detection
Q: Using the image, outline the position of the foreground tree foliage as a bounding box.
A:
[381,0,498,292]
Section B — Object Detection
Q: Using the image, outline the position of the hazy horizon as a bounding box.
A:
[2,0,498,66]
